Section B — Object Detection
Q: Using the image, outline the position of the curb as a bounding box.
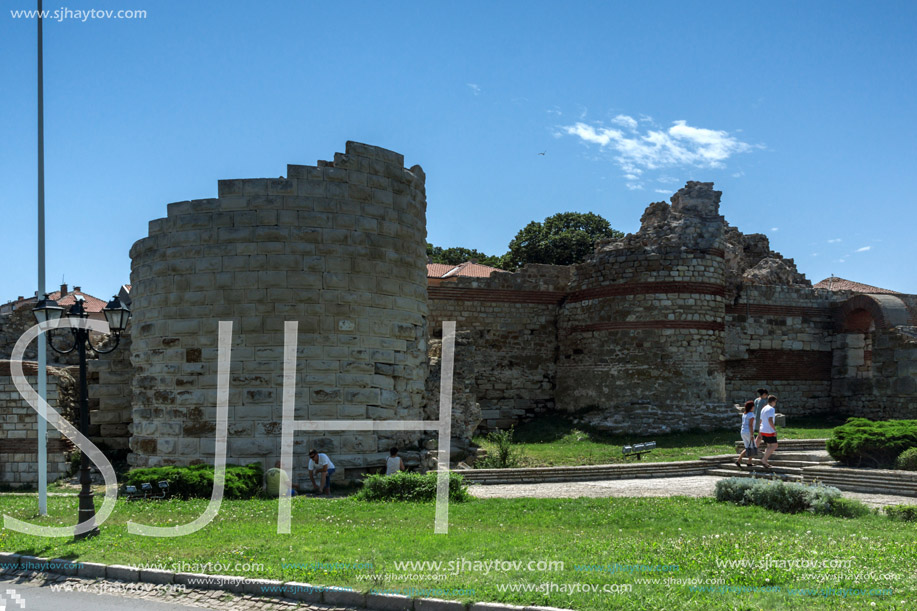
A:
[0,553,572,611]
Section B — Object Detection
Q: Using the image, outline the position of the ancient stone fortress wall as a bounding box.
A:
[556,182,731,434]
[427,265,569,431]
[128,142,429,479]
[831,293,917,419]
[725,285,839,415]
[0,361,74,487]
[87,328,133,453]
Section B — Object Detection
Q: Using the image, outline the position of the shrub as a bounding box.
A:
[715,477,863,517]
[355,471,470,503]
[825,418,917,468]
[885,505,917,522]
[895,447,917,471]
[811,496,871,519]
[743,480,813,514]
[714,477,757,504]
[476,428,524,469]
[123,463,263,499]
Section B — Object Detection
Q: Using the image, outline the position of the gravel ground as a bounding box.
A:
[468,475,917,507]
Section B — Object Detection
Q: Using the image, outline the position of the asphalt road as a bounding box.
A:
[0,575,220,611]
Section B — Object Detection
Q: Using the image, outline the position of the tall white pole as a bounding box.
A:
[37,0,48,515]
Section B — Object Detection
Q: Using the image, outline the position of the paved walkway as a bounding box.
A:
[468,475,917,507]
[0,571,357,611]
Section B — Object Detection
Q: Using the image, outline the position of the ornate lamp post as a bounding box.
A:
[33,294,130,539]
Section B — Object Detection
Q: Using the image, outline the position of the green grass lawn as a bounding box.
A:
[474,415,841,467]
[1,494,914,610]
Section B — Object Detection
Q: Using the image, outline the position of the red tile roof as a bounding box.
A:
[4,288,108,313]
[426,263,456,278]
[427,261,507,279]
[814,276,900,295]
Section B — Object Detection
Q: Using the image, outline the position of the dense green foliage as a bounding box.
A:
[885,504,917,522]
[123,463,263,499]
[715,477,868,518]
[505,211,624,268]
[475,427,525,468]
[895,447,917,471]
[354,471,470,502]
[825,417,917,467]
[427,211,623,272]
[426,244,507,269]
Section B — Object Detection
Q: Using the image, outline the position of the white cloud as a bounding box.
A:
[466,83,481,95]
[771,227,779,232]
[654,189,670,194]
[811,253,818,257]
[732,171,745,178]
[612,114,638,130]
[855,246,871,252]
[827,238,842,243]
[562,118,754,189]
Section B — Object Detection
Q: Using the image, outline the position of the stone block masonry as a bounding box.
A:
[128,142,430,479]
[0,361,75,487]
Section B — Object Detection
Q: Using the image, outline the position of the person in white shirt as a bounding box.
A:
[736,401,756,468]
[757,395,779,469]
[307,449,336,495]
[385,447,405,475]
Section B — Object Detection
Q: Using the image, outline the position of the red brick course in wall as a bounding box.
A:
[726,349,833,381]
[427,286,565,305]
[0,439,72,453]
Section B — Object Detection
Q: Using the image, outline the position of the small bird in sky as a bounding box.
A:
[537,150,546,156]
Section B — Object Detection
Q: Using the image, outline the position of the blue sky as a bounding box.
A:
[1,0,915,302]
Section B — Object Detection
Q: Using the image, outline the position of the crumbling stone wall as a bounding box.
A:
[555,182,731,433]
[0,361,75,487]
[128,142,429,480]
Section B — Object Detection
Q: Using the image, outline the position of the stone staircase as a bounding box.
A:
[703,438,917,497]
[460,459,709,485]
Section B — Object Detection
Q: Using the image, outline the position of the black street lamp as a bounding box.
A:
[33,294,130,539]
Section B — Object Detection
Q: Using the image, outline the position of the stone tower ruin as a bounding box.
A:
[127,142,429,473]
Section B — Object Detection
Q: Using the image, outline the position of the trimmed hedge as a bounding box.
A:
[885,505,917,522]
[825,418,917,468]
[895,447,917,471]
[714,477,868,518]
[355,471,470,503]
[123,463,263,499]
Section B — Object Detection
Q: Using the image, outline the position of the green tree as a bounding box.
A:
[505,212,623,268]
[426,244,507,269]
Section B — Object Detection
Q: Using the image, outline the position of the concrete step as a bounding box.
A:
[733,438,827,451]
[707,451,834,463]
[707,468,802,482]
[463,460,710,484]
[714,464,804,475]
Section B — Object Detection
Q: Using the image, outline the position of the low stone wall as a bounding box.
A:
[0,361,76,487]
